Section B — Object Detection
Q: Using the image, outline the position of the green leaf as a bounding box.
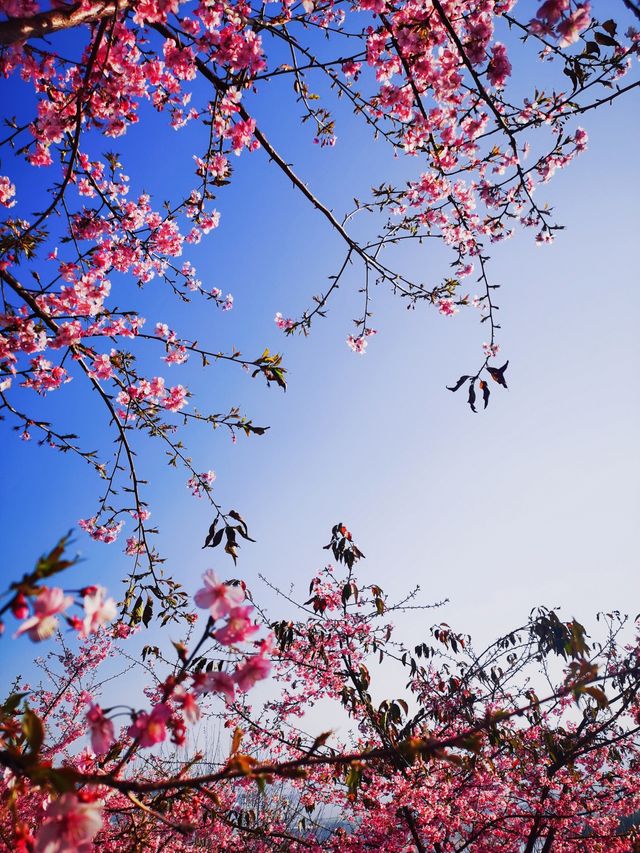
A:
[22,707,44,755]
[131,595,144,625]
[32,533,79,581]
[345,763,362,798]
[2,692,28,716]
[142,597,153,628]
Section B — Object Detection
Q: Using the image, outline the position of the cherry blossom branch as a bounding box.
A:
[0,671,609,795]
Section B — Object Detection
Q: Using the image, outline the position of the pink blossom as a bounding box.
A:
[487,43,512,88]
[127,703,172,747]
[214,606,260,645]
[359,0,386,13]
[112,622,133,639]
[194,570,245,619]
[275,312,295,331]
[133,0,180,25]
[437,298,459,317]
[535,0,570,25]
[226,118,257,155]
[130,508,151,521]
[89,353,113,381]
[0,175,16,208]
[79,588,117,638]
[557,4,591,46]
[574,127,588,152]
[85,702,115,755]
[35,793,102,853]
[79,517,124,544]
[163,42,196,80]
[163,345,188,365]
[199,210,220,233]
[163,384,188,411]
[175,687,200,723]
[28,143,53,167]
[11,591,29,620]
[234,654,271,692]
[483,342,500,358]
[124,536,145,556]
[149,376,166,398]
[536,230,554,245]
[155,322,173,340]
[187,470,216,498]
[14,587,73,642]
[51,321,83,349]
[22,357,71,395]
[342,60,362,78]
[346,335,367,354]
[193,670,236,704]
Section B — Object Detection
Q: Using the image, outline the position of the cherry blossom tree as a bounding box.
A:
[1,0,638,616]
[1,528,640,850]
[1,0,640,849]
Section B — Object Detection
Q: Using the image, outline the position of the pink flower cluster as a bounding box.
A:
[187,470,216,498]
[482,342,500,358]
[35,793,102,853]
[79,517,124,544]
[347,329,377,355]
[103,570,272,754]
[86,700,116,755]
[193,570,272,699]
[116,377,189,414]
[13,585,116,642]
[0,175,16,207]
[347,335,368,354]
[21,356,71,394]
[274,312,295,331]
[438,298,458,317]
[531,1,592,46]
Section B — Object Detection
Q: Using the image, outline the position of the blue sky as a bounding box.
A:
[1,2,639,688]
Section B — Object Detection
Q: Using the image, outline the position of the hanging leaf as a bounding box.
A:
[487,361,509,388]
[203,519,218,548]
[2,692,28,715]
[468,382,477,413]
[203,526,224,550]
[447,375,470,392]
[22,707,44,755]
[480,380,490,409]
[142,597,153,627]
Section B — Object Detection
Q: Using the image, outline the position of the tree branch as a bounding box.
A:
[0,1,131,46]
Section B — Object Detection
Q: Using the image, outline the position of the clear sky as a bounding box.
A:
[1,1,639,688]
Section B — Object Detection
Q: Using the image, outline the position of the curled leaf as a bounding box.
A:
[480,380,490,409]
[447,375,470,392]
[487,361,509,388]
[468,382,477,413]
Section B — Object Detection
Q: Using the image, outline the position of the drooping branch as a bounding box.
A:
[0,670,614,795]
[152,21,412,291]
